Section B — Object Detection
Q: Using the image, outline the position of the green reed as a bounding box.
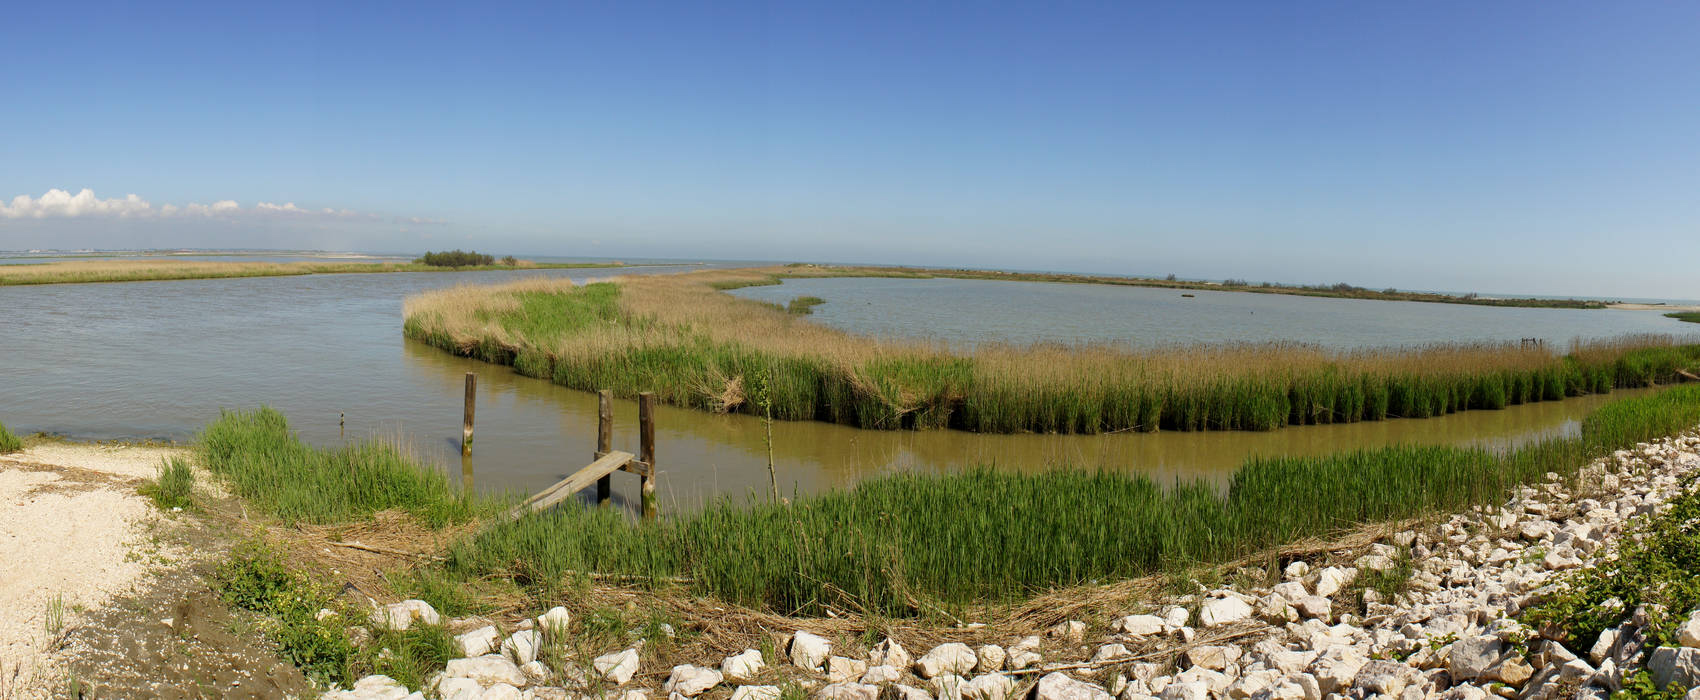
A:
[0,421,20,453]
[196,408,478,526]
[431,384,1700,617]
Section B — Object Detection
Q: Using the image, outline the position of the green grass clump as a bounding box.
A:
[1521,471,1700,655]
[139,457,196,511]
[214,542,357,684]
[436,384,1700,617]
[0,421,20,453]
[197,407,476,526]
[214,541,458,688]
[1666,311,1700,324]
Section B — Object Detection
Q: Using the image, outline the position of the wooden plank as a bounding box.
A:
[510,450,635,519]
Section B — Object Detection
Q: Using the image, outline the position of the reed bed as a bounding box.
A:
[196,408,478,526]
[403,270,1700,435]
[439,384,1700,616]
[1666,311,1700,324]
[0,258,615,286]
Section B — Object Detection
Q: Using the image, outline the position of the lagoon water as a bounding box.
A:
[729,277,1700,350]
[4,268,1696,512]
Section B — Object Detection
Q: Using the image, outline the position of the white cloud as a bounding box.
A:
[1,188,387,222]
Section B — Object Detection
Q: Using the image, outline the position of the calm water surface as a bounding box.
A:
[730,277,1700,350]
[4,271,1690,513]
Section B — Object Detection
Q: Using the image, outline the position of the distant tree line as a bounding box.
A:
[416,250,503,267]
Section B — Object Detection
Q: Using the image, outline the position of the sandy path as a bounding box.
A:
[0,443,186,698]
[1608,302,1700,312]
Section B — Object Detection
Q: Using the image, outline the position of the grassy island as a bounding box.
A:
[403,268,1700,435]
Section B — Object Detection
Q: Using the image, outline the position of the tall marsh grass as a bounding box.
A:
[438,384,1700,615]
[403,270,1700,435]
[197,408,477,526]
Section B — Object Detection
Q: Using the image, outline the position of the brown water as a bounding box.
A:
[0,268,1678,513]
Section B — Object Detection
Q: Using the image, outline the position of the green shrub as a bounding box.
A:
[0,421,20,453]
[213,542,356,684]
[415,250,495,267]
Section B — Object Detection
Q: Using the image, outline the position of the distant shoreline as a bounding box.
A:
[0,258,623,286]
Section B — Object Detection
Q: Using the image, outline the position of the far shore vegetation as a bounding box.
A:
[194,384,1700,619]
[772,263,1614,309]
[403,268,1700,436]
[1667,311,1700,324]
[0,257,622,286]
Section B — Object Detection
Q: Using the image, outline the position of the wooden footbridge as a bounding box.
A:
[458,373,659,521]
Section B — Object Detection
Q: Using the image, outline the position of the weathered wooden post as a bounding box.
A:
[461,373,477,457]
[597,390,614,507]
[639,392,657,520]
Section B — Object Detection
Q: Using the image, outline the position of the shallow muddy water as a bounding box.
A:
[0,268,1685,513]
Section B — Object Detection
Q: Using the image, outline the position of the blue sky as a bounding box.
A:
[2,1,1697,298]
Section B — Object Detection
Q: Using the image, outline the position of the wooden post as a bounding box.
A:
[639,392,657,520]
[461,373,476,457]
[596,390,613,507]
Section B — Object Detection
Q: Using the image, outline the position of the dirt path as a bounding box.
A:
[0,443,310,699]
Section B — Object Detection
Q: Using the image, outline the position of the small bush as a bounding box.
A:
[139,457,195,511]
[0,421,20,453]
[415,250,495,268]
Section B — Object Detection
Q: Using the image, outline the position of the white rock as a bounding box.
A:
[1199,597,1253,627]
[1649,647,1700,690]
[1312,568,1350,598]
[1447,636,1503,681]
[596,648,642,685]
[1093,644,1131,663]
[520,660,552,685]
[915,643,978,679]
[887,685,931,700]
[1034,673,1113,700]
[1184,645,1239,671]
[537,606,572,632]
[456,625,500,658]
[1159,681,1209,700]
[1051,621,1088,643]
[931,675,967,700]
[1225,670,1279,700]
[1294,596,1331,622]
[1161,607,1190,629]
[731,686,782,700]
[790,631,833,672]
[1308,647,1366,695]
[818,683,880,700]
[370,599,441,630]
[501,629,543,666]
[481,684,523,700]
[976,645,1007,672]
[1678,610,1700,648]
[437,677,483,700]
[663,665,723,697]
[961,674,1015,700]
[1113,614,1168,637]
[869,638,911,669]
[722,649,766,682]
[1283,561,1310,581]
[861,665,903,684]
[827,656,868,684]
[1007,649,1042,671]
[1271,582,1308,601]
[444,655,527,687]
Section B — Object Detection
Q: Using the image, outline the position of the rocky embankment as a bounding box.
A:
[326,433,1700,700]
